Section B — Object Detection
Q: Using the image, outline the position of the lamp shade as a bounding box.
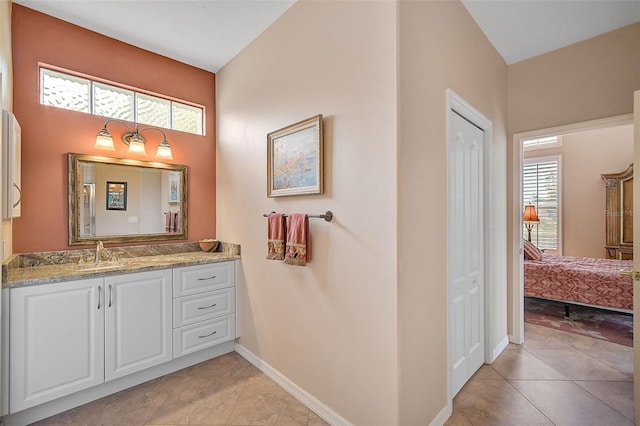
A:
[126,133,147,155]
[155,139,173,159]
[94,128,116,151]
[523,205,540,223]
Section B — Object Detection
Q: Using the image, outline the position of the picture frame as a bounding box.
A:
[267,114,323,197]
[168,171,180,203]
[106,181,127,211]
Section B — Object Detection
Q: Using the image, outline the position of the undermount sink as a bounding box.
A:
[76,262,126,272]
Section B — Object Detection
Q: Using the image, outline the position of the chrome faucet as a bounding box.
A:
[95,241,104,263]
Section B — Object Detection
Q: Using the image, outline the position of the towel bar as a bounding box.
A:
[262,211,333,222]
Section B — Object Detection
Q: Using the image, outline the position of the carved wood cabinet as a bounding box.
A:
[602,164,633,260]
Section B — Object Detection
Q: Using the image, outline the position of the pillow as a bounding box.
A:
[523,240,543,261]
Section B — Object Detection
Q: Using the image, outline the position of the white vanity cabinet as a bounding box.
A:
[173,262,236,357]
[10,278,105,412]
[9,269,172,412]
[5,260,237,423]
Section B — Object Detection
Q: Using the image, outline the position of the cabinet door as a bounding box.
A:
[105,269,172,381]
[10,278,104,412]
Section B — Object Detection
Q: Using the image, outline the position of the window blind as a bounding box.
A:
[523,158,559,250]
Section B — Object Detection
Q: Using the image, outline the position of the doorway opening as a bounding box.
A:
[510,114,634,343]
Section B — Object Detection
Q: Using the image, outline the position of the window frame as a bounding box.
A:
[523,154,562,254]
[39,64,205,136]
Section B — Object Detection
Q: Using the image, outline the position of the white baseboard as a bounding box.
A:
[429,404,452,426]
[491,335,510,362]
[234,343,352,426]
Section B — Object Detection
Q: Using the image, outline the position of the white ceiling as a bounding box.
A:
[13,0,640,71]
[12,0,296,72]
[461,0,640,64]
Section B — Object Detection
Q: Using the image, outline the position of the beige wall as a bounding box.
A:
[508,23,640,134]
[507,23,640,336]
[524,125,633,258]
[218,1,508,423]
[398,1,507,422]
[216,1,398,424]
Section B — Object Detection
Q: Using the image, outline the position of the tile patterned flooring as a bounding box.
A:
[446,323,635,426]
[33,352,329,426]
[34,323,635,425]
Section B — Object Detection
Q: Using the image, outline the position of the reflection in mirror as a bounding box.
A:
[69,153,187,245]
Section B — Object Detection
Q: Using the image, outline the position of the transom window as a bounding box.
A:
[522,135,561,151]
[523,155,561,252]
[40,67,204,136]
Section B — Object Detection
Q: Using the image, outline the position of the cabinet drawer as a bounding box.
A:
[173,262,235,297]
[173,314,235,358]
[173,287,235,328]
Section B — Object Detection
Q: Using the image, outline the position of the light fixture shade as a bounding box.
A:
[127,133,147,155]
[94,128,116,151]
[523,205,540,223]
[155,139,173,159]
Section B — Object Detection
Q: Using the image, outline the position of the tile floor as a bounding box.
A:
[446,323,635,425]
[33,323,635,425]
[33,352,329,426]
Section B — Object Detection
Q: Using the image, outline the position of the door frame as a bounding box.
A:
[509,113,634,343]
[446,89,494,401]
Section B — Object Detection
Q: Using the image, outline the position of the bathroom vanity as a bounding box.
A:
[1,243,240,426]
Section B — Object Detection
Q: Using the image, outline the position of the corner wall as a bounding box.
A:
[11,5,217,253]
[216,2,398,424]
[397,1,508,422]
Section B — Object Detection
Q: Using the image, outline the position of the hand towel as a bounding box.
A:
[284,213,311,266]
[173,211,179,232]
[165,212,171,232]
[266,213,285,260]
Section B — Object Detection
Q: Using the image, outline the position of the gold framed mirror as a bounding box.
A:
[68,153,188,245]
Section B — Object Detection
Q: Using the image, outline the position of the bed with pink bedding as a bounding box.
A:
[524,254,634,312]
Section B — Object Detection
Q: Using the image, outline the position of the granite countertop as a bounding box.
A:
[3,242,240,289]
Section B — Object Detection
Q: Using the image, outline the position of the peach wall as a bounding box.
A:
[216,1,398,424]
[524,125,633,258]
[506,24,640,336]
[1,1,13,259]
[11,5,216,253]
[398,1,507,422]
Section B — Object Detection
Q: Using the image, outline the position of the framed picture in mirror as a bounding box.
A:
[106,181,127,211]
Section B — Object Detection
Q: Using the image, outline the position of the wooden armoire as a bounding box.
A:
[601,164,633,260]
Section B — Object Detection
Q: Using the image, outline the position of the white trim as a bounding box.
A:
[490,335,510,362]
[510,113,633,345]
[234,343,352,426]
[446,89,494,402]
[429,404,452,426]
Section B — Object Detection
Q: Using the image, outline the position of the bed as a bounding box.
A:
[524,254,634,313]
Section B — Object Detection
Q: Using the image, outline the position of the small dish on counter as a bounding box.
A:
[198,239,219,252]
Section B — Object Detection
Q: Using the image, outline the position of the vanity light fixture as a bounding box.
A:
[94,119,173,159]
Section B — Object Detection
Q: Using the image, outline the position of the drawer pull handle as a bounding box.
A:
[197,275,217,281]
[197,303,217,310]
[97,286,102,309]
[108,284,113,308]
[198,330,217,338]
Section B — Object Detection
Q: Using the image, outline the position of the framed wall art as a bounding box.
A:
[267,114,323,197]
[106,181,127,211]
[168,171,180,203]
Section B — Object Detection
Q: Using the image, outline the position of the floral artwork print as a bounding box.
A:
[272,126,318,191]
